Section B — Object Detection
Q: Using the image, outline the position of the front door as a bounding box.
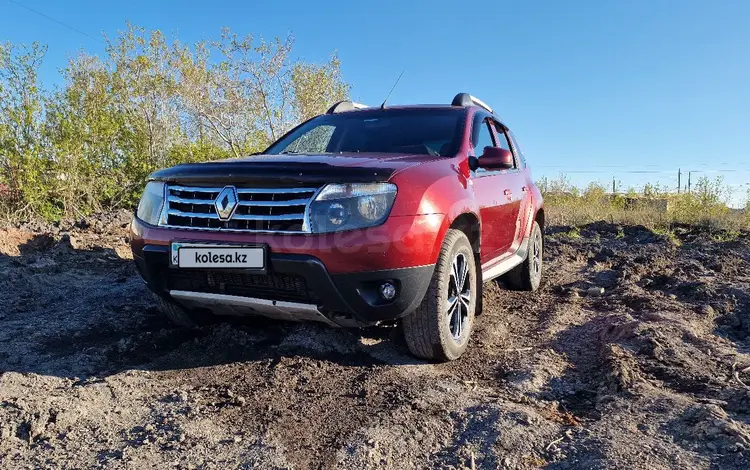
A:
[470,115,516,264]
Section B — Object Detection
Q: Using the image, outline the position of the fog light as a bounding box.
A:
[379,282,397,300]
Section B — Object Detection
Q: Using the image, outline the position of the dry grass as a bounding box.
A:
[542,176,749,231]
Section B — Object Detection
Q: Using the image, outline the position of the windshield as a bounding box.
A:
[265,108,465,157]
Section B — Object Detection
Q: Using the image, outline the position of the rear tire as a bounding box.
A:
[403,229,477,361]
[503,221,543,291]
[153,295,214,328]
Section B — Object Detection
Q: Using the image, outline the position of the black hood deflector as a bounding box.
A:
[149,161,396,186]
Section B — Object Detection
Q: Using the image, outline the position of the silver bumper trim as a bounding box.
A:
[169,290,338,326]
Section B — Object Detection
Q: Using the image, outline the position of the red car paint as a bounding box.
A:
[130,106,543,278]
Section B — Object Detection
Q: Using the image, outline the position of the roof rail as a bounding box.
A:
[451,93,493,113]
[326,101,368,114]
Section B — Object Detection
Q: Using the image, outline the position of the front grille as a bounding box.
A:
[166,269,314,303]
[164,185,318,232]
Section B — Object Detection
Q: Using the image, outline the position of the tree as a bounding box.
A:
[292,54,349,122]
[0,41,49,217]
[175,37,260,157]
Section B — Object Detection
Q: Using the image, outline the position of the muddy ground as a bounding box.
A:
[0,212,749,469]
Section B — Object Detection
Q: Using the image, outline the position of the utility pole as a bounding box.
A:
[612,176,616,194]
[677,169,681,194]
[688,171,692,193]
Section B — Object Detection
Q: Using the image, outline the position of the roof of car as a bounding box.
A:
[355,104,464,111]
[326,94,494,115]
[328,104,498,115]
[327,104,503,125]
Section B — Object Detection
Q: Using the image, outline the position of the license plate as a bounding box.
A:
[171,243,265,269]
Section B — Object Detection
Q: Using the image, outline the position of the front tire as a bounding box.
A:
[153,295,215,328]
[403,229,477,361]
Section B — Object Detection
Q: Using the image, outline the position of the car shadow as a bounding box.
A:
[0,233,426,380]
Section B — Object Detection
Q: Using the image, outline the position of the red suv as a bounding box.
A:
[130,93,544,361]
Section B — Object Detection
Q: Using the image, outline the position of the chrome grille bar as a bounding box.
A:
[167,209,305,221]
[167,195,217,205]
[237,187,317,194]
[238,199,308,207]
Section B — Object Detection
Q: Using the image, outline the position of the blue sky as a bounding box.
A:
[2,0,749,206]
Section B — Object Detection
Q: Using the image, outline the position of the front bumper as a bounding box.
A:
[133,244,434,327]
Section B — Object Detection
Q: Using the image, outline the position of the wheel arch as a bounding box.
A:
[449,212,481,255]
[534,207,546,245]
[535,206,545,232]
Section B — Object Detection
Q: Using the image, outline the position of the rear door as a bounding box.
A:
[490,121,526,251]
[506,129,534,246]
[469,114,515,264]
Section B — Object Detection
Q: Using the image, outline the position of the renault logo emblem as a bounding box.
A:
[214,186,238,221]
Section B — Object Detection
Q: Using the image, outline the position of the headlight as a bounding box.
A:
[309,183,397,233]
[136,181,166,225]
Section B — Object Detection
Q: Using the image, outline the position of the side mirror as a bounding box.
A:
[477,147,514,170]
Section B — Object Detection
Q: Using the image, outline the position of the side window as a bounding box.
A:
[493,122,520,169]
[493,123,511,151]
[471,117,495,157]
[507,130,527,168]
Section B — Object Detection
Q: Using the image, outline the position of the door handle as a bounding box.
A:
[521,186,528,192]
[503,189,513,201]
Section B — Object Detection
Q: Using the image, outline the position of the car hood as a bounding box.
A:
[149,153,436,186]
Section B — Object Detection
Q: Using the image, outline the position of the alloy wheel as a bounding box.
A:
[531,229,543,282]
[447,252,471,342]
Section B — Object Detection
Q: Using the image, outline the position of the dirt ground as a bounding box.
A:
[1,212,749,469]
